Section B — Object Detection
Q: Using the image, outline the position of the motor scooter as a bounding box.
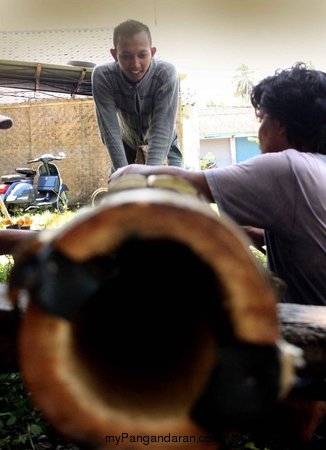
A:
[0,152,69,213]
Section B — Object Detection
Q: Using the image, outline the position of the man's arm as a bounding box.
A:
[146,63,179,165]
[109,164,214,202]
[92,65,128,169]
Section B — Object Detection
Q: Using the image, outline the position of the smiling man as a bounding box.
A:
[92,19,183,172]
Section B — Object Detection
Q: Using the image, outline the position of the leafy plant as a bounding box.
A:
[223,432,271,450]
[200,152,216,170]
[250,245,267,267]
[0,373,48,449]
[0,255,13,283]
[206,98,218,108]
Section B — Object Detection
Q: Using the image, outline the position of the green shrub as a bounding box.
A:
[0,256,13,283]
[0,373,48,449]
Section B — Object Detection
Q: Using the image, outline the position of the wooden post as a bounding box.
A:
[0,196,12,223]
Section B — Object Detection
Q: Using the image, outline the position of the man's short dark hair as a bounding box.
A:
[251,62,326,154]
[113,20,152,48]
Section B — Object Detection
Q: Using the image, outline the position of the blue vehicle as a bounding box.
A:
[0,152,69,213]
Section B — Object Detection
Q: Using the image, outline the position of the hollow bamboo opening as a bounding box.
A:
[71,236,232,417]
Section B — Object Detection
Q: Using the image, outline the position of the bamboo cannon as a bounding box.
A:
[0,174,325,449]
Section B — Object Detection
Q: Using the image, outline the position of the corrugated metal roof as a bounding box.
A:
[199,106,258,138]
[0,59,93,97]
[0,28,114,104]
[0,28,113,66]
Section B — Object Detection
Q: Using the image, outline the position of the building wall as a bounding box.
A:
[0,95,184,205]
[200,135,260,168]
[199,138,232,167]
[0,99,109,205]
[235,136,260,162]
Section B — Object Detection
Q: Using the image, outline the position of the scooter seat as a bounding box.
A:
[16,168,37,176]
[0,114,12,129]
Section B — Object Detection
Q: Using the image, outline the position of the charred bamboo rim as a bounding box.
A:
[15,179,279,447]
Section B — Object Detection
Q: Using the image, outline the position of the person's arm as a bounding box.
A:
[146,63,179,165]
[92,65,128,170]
[0,229,38,255]
[241,226,266,253]
[109,164,214,202]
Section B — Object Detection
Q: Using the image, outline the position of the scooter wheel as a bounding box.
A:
[56,190,68,212]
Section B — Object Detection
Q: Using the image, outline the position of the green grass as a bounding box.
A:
[9,209,78,230]
[0,373,48,449]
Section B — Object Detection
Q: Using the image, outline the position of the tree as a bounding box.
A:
[233,64,254,103]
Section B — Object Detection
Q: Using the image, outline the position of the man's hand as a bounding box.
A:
[109,164,214,203]
[109,164,149,183]
[109,164,178,184]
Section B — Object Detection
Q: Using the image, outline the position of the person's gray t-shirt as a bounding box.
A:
[205,149,326,305]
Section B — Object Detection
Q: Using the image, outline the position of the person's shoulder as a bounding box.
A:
[153,59,177,78]
[280,148,313,166]
[284,148,326,160]
[92,61,116,78]
[283,148,326,172]
[154,59,177,71]
[236,149,292,174]
[256,148,297,163]
[253,149,316,175]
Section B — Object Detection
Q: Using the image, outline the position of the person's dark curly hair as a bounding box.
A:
[251,62,326,154]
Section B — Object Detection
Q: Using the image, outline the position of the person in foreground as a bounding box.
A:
[110,62,326,306]
[92,19,183,172]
